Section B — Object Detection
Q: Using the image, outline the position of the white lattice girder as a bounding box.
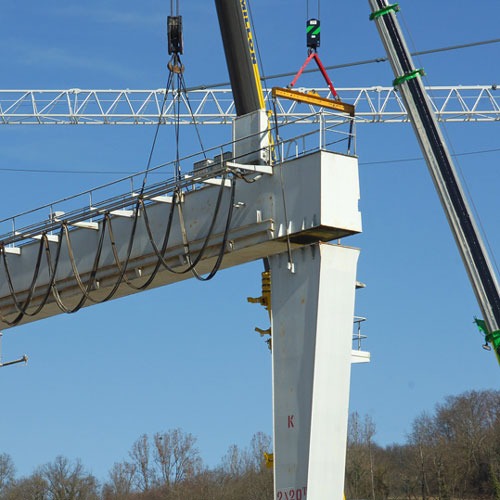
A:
[0,86,498,125]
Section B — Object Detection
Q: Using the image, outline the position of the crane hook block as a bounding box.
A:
[168,16,183,55]
[307,19,320,52]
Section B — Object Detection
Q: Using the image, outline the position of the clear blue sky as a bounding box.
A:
[0,0,499,483]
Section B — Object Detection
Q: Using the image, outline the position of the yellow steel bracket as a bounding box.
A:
[264,452,274,469]
[247,271,272,351]
[272,87,355,116]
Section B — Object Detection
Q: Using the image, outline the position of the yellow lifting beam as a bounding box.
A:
[272,87,355,116]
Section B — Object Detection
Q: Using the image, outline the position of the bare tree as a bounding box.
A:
[40,456,98,500]
[0,453,15,494]
[221,444,248,478]
[129,434,152,492]
[152,428,202,487]
[248,432,272,472]
[102,461,136,499]
[363,414,377,500]
[3,472,48,500]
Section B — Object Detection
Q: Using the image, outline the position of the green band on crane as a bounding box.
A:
[369,3,400,21]
[393,68,425,87]
[474,318,500,364]
[307,25,321,35]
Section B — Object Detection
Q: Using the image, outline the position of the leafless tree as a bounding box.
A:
[152,428,202,487]
[129,434,152,492]
[3,472,48,500]
[0,453,15,494]
[39,455,99,500]
[102,461,136,499]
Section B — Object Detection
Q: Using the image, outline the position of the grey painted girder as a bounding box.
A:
[0,86,498,125]
[0,151,361,329]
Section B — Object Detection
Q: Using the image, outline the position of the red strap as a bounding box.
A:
[289,51,339,101]
[289,52,315,90]
[312,53,339,100]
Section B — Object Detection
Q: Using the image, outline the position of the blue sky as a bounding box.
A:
[0,0,499,482]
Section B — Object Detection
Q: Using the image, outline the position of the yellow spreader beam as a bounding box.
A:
[272,87,355,116]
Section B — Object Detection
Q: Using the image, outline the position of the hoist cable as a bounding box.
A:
[0,19,239,325]
[142,71,174,192]
[186,38,500,91]
[271,98,294,272]
[178,69,207,158]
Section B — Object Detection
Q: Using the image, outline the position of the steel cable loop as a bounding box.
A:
[0,228,65,326]
[61,218,108,310]
[64,223,99,304]
[141,71,174,192]
[0,174,236,326]
[140,171,232,276]
[105,198,174,292]
[93,201,143,304]
[1,238,44,316]
[189,175,236,281]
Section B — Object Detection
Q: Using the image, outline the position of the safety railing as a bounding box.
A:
[0,109,356,247]
[353,316,367,351]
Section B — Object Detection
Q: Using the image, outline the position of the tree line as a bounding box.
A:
[345,389,500,500]
[1,389,499,499]
[0,430,273,500]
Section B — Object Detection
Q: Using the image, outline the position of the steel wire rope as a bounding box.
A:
[185,38,500,91]
[271,97,294,272]
[58,71,180,307]
[0,229,64,326]
[164,50,237,281]
[177,68,207,159]
[141,71,174,191]
[399,11,500,280]
[64,69,179,303]
[0,62,237,323]
[46,218,108,314]
[0,240,46,325]
[175,177,236,281]
[1,239,44,317]
[59,219,109,309]
[138,172,235,280]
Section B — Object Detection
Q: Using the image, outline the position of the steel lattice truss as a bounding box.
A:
[0,86,499,125]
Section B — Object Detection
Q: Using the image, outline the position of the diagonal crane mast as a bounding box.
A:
[368,0,500,363]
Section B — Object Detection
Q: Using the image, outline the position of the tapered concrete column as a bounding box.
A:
[270,242,359,500]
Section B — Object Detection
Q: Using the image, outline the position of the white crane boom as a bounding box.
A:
[0,86,498,125]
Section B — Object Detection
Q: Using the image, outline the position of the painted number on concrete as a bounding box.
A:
[277,486,307,499]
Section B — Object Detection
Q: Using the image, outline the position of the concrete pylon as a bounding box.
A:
[270,242,359,499]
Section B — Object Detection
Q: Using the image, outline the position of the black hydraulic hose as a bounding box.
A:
[0,228,65,326]
[140,172,232,275]
[189,176,236,281]
[1,238,44,316]
[57,218,108,312]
